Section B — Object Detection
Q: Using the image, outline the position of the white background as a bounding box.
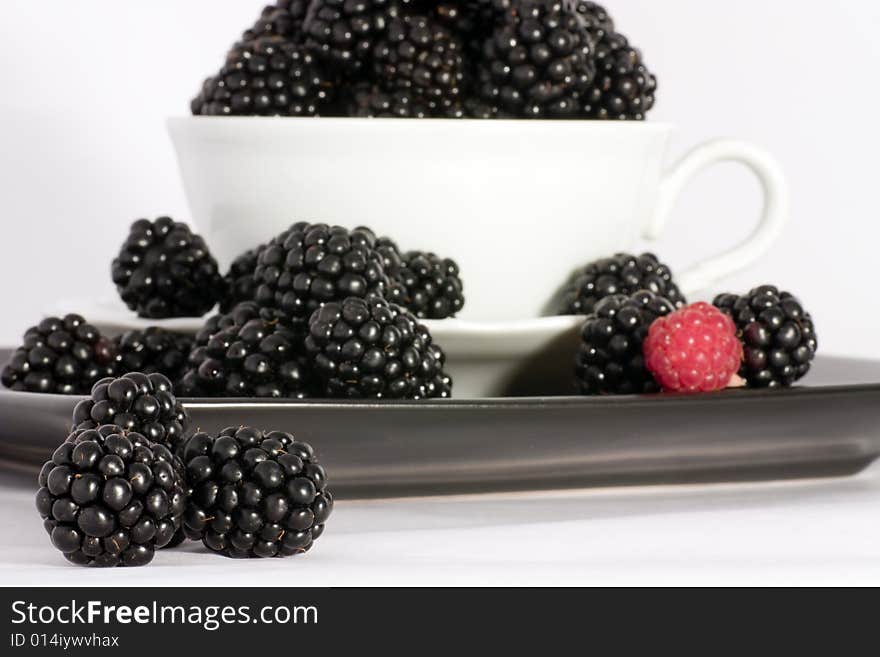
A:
[0,0,879,353]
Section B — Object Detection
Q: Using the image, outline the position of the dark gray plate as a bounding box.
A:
[3,353,880,499]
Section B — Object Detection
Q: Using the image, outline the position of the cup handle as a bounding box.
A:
[643,138,789,295]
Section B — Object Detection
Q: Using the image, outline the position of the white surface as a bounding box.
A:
[0,1,879,353]
[3,467,880,586]
[169,118,785,320]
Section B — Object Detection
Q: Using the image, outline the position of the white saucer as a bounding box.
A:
[46,298,585,398]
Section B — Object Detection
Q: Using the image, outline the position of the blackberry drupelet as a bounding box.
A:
[305,296,452,398]
[371,14,468,117]
[253,222,390,335]
[221,245,265,313]
[575,290,675,395]
[478,0,595,118]
[714,286,818,388]
[555,252,685,315]
[111,217,225,319]
[36,425,187,566]
[181,426,332,558]
[72,372,190,457]
[179,315,312,399]
[242,0,309,43]
[582,30,656,120]
[304,0,399,71]
[191,37,339,117]
[114,328,193,384]
[1,315,116,395]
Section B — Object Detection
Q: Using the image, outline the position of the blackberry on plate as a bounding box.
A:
[304,0,399,71]
[221,245,265,313]
[72,372,190,457]
[114,328,193,384]
[253,222,390,335]
[111,217,225,319]
[1,314,115,395]
[179,315,312,399]
[714,285,818,388]
[181,426,332,558]
[348,83,434,118]
[575,290,675,395]
[305,296,452,398]
[36,425,187,567]
[478,0,595,118]
[371,14,468,117]
[555,252,685,315]
[242,0,309,43]
[191,37,339,117]
[582,30,656,120]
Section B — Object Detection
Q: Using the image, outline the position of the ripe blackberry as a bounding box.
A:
[582,30,656,120]
[242,0,309,43]
[36,425,187,567]
[478,0,595,118]
[111,217,225,319]
[179,315,312,399]
[253,222,389,335]
[304,0,399,71]
[191,38,339,117]
[72,373,190,457]
[181,426,332,558]
[114,328,193,384]
[714,286,818,388]
[348,83,435,118]
[555,252,685,316]
[569,0,614,35]
[221,245,265,313]
[575,290,675,395]
[305,296,452,398]
[1,315,116,395]
[371,14,467,117]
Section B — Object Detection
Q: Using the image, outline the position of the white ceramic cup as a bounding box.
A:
[168,117,788,322]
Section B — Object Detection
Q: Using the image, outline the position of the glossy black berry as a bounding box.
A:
[306,296,452,398]
[221,245,266,313]
[575,290,675,395]
[304,0,399,71]
[241,0,309,43]
[714,285,818,388]
[181,427,332,558]
[582,30,656,120]
[555,253,685,315]
[253,222,390,335]
[1,314,116,395]
[111,217,225,319]
[114,328,193,385]
[478,0,595,118]
[71,372,190,456]
[36,426,187,567]
[192,37,340,117]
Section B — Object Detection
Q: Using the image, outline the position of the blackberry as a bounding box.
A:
[181,426,332,558]
[111,217,225,319]
[179,315,312,399]
[221,245,265,313]
[305,296,452,398]
[304,0,399,71]
[713,286,818,388]
[371,14,468,117]
[569,0,614,35]
[242,0,309,43]
[72,373,190,457]
[253,222,389,335]
[575,290,675,395]
[191,38,339,117]
[348,83,434,118]
[1,315,116,395]
[478,0,595,118]
[36,425,187,567]
[582,30,656,120]
[114,328,193,384]
[555,252,685,316]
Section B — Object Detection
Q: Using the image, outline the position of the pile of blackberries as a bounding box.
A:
[191,0,657,120]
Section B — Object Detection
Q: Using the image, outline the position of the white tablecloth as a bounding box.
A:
[2,465,879,587]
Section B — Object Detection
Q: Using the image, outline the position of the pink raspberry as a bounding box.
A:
[643,302,743,393]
